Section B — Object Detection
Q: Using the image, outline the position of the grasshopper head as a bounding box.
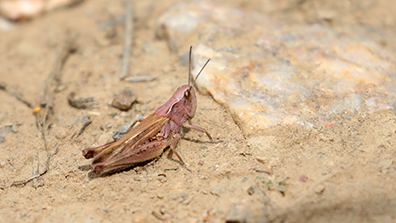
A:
[173,84,197,119]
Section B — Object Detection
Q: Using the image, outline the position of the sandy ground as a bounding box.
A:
[0,0,396,222]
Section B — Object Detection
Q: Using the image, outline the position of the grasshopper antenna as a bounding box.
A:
[188,46,210,88]
[192,58,210,88]
[188,46,192,86]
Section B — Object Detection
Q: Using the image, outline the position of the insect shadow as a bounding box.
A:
[84,159,160,179]
[81,148,190,179]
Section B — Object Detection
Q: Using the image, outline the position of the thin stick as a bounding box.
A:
[10,35,75,188]
[120,0,134,80]
[33,151,41,187]
[10,145,59,187]
[0,82,34,109]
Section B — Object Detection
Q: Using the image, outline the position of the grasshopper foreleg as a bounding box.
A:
[182,123,213,141]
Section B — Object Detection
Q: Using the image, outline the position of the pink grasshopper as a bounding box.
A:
[83,46,212,175]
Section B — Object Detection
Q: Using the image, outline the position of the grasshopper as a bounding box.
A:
[82,46,212,175]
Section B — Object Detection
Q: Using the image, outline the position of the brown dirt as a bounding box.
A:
[0,0,395,222]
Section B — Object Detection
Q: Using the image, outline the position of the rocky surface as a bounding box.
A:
[158,1,396,134]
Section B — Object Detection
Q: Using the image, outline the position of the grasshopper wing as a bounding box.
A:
[83,114,169,174]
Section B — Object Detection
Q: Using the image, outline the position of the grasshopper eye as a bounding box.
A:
[184,89,192,101]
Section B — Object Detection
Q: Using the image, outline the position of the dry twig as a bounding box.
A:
[10,36,76,188]
[11,145,59,187]
[120,0,134,80]
[0,82,34,109]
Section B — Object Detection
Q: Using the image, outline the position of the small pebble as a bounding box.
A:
[54,128,67,139]
[268,181,274,190]
[112,87,136,111]
[98,133,113,145]
[247,186,255,195]
[134,215,147,223]
[314,184,325,194]
[160,208,167,215]
[235,136,245,141]
[0,159,6,168]
[278,185,287,194]
[20,212,27,218]
[299,175,309,183]
[0,127,11,143]
[11,125,18,133]
[152,210,164,220]
[157,176,167,183]
[211,185,227,196]
[225,203,251,223]
[67,92,98,109]
[55,84,67,92]
[157,194,164,199]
